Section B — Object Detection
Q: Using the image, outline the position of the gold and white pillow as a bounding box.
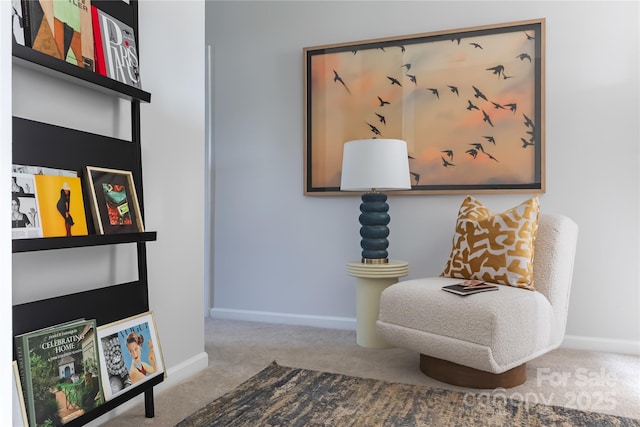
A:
[441,195,540,290]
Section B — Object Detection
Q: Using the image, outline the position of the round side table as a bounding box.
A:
[347,260,409,348]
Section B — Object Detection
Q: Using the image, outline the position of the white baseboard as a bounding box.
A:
[562,334,640,356]
[211,307,640,356]
[210,307,356,330]
[84,352,209,426]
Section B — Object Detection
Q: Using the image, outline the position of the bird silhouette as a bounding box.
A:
[523,114,535,128]
[427,88,439,99]
[502,73,514,80]
[521,138,534,148]
[441,156,455,167]
[401,63,411,71]
[485,152,499,162]
[466,100,479,111]
[491,101,505,110]
[504,103,517,113]
[472,86,488,101]
[375,113,386,125]
[524,32,535,40]
[406,74,417,85]
[469,42,483,49]
[469,142,484,153]
[441,150,454,160]
[516,53,532,62]
[387,76,402,86]
[482,110,494,127]
[377,96,390,107]
[486,65,505,78]
[366,122,381,135]
[483,136,496,144]
[410,172,420,185]
[466,148,478,159]
[399,46,406,53]
[451,38,461,45]
[448,85,459,96]
[333,70,351,94]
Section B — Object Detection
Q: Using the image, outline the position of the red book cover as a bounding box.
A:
[91,5,105,76]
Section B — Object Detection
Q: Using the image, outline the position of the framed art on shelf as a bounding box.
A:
[304,19,545,195]
[85,166,144,234]
[96,311,165,402]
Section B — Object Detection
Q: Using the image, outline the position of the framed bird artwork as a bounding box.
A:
[304,19,545,196]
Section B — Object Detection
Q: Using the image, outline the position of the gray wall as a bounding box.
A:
[207,1,639,353]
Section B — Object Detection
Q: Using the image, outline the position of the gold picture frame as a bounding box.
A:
[85,166,144,234]
[96,311,165,401]
[304,19,545,195]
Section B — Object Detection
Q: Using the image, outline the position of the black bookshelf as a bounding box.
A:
[12,0,161,424]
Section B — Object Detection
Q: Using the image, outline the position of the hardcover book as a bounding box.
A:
[92,6,141,88]
[23,0,62,59]
[442,280,499,296]
[52,0,94,70]
[13,0,26,46]
[34,175,88,238]
[15,319,104,426]
[12,172,43,240]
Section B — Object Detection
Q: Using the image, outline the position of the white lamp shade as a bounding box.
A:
[340,139,412,191]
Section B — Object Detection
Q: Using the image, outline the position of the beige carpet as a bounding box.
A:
[101,318,640,426]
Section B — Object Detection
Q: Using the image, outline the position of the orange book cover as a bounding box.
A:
[34,175,88,237]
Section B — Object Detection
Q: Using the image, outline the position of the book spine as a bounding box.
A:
[14,335,36,427]
[91,5,106,76]
[20,0,32,47]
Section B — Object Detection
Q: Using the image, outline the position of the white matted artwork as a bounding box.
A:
[96,311,165,401]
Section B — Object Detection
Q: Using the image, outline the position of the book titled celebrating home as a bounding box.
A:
[92,6,141,88]
[15,319,104,426]
[442,280,499,296]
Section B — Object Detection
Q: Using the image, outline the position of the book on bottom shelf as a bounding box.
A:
[92,6,141,88]
[15,319,105,427]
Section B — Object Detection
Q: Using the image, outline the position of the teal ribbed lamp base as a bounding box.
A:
[359,192,390,263]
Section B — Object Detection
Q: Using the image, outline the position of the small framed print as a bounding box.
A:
[85,166,144,234]
[96,311,165,401]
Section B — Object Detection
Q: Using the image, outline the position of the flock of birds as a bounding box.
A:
[329,31,538,185]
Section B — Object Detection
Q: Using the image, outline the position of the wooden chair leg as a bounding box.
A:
[420,354,526,389]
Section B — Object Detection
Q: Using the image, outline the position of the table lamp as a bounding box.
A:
[340,139,411,264]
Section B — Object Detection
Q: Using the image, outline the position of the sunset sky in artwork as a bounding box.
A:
[308,26,540,190]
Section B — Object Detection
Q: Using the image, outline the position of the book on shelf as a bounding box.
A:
[12,172,44,240]
[13,0,26,46]
[92,6,141,88]
[23,0,63,59]
[34,174,89,238]
[15,319,105,426]
[52,0,94,70]
[442,280,499,296]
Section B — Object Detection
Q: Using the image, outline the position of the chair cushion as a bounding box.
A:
[441,195,540,290]
[378,277,554,370]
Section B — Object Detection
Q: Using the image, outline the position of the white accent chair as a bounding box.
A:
[376,213,579,388]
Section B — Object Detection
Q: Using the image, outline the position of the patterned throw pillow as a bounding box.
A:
[441,195,540,290]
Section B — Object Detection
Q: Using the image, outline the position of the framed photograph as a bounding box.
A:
[96,311,165,401]
[304,19,545,195]
[85,166,144,234]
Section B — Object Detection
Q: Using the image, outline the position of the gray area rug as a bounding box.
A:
[177,361,640,427]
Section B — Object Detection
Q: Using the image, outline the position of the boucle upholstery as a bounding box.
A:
[376,213,578,374]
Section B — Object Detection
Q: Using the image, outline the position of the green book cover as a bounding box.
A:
[15,319,104,426]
